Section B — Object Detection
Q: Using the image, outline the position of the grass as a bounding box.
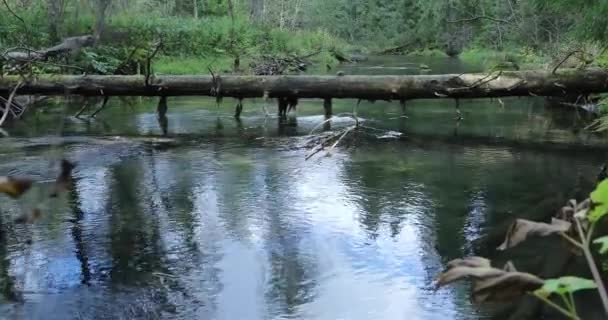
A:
[407,49,448,57]
[152,49,339,75]
[460,47,548,70]
[1,8,349,75]
[153,56,235,74]
[597,51,608,68]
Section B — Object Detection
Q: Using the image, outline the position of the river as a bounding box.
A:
[0,56,605,319]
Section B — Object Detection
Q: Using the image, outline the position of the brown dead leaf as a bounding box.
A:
[497,218,571,251]
[0,176,33,199]
[437,257,544,303]
[49,159,76,198]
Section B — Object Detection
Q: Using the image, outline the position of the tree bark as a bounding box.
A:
[93,0,111,40]
[46,0,62,43]
[1,69,608,99]
[250,0,263,20]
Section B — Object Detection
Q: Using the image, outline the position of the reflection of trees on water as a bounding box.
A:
[107,162,165,284]
[341,151,414,239]
[263,158,317,317]
[180,145,227,316]
[339,143,601,319]
[0,217,18,302]
[66,178,92,285]
[215,150,257,241]
[104,159,187,317]
[144,149,197,254]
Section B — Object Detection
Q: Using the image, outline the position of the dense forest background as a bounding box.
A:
[1,0,608,73]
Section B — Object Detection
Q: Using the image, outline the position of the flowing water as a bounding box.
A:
[0,56,606,319]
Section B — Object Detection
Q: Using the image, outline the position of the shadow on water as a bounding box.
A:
[0,55,607,319]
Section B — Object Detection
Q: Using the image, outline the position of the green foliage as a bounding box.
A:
[440,179,608,319]
[590,180,608,223]
[593,236,608,255]
[597,50,608,69]
[0,3,346,75]
[536,277,597,297]
[153,56,233,74]
[3,0,608,71]
[79,48,122,74]
[408,49,447,58]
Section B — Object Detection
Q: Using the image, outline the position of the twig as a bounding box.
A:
[145,40,163,86]
[89,96,109,118]
[552,50,583,74]
[31,60,84,71]
[354,99,360,127]
[0,81,22,126]
[470,71,502,88]
[298,50,322,59]
[447,71,502,94]
[533,292,580,320]
[448,15,512,24]
[2,0,28,36]
[74,99,90,118]
[112,46,140,75]
[575,219,608,315]
[308,116,334,135]
[208,67,222,105]
[559,232,583,249]
[2,47,43,57]
[326,125,356,155]
[305,131,344,160]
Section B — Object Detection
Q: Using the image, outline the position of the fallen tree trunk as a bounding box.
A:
[2,35,95,62]
[1,69,608,99]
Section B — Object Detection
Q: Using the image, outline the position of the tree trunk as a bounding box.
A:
[1,69,607,99]
[250,0,263,21]
[93,0,111,40]
[46,0,62,43]
[193,0,198,18]
[291,0,302,30]
[279,0,285,30]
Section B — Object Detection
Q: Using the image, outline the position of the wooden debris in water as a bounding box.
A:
[0,176,33,199]
[50,159,76,197]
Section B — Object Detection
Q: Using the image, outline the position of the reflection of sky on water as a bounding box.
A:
[0,134,577,320]
[0,93,603,320]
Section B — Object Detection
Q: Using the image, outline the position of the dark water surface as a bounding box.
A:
[0,56,606,319]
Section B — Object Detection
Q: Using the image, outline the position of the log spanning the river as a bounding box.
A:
[1,69,608,99]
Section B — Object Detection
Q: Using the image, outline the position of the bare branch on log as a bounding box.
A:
[0,81,22,126]
[145,40,163,86]
[89,97,109,118]
[552,50,584,74]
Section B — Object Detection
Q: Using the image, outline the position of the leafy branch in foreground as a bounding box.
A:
[437,180,608,319]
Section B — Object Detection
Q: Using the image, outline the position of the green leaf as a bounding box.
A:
[594,236,608,254]
[535,277,597,297]
[589,180,608,222]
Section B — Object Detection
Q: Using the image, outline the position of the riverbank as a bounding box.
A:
[1,12,347,75]
[1,11,600,76]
